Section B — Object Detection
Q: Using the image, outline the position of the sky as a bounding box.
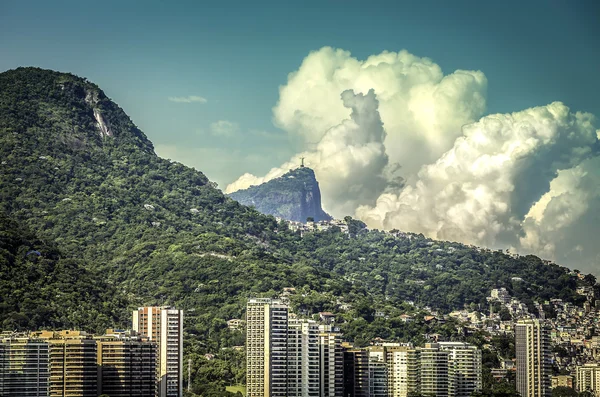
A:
[1,0,600,273]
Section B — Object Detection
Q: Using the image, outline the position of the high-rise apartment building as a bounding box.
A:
[439,342,483,397]
[419,343,450,397]
[576,364,600,396]
[516,319,552,397]
[96,330,158,397]
[318,325,344,397]
[343,348,370,397]
[133,306,183,397]
[42,330,98,397]
[367,348,388,397]
[0,335,49,397]
[246,298,289,397]
[386,346,420,397]
[287,317,320,397]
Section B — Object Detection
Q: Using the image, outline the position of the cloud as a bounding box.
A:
[356,102,599,272]
[227,89,391,216]
[226,46,600,274]
[228,47,487,216]
[210,120,240,137]
[272,47,487,176]
[168,95,208,103]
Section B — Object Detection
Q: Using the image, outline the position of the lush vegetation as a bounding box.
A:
[0,67,593,395]
[228,166,332,222]
[0,213,127,332]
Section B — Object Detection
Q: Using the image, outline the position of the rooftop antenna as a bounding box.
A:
[300,157,305,168]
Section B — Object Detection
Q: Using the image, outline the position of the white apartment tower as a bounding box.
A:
[516,319,552,397]
[287,317,320,397]
[439,342,483,397]
[246,298,289,397]
[133,306,184,397]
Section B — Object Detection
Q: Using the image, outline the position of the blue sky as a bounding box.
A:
[1,0,598,186]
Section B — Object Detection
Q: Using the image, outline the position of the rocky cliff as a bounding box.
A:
[228,167,332,223]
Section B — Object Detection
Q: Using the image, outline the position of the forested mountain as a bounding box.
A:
[228,166,332,222]
[0,67,591,394]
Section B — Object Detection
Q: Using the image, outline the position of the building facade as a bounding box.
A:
[419,343,450,397]
[133,306,183,397]
[439,342,483,397]
[318,326,344,397]
[246,298,289,397]
[287,317,319,397]
[42,330,98,397]
[96,330,158,397]
[0,335,49,397]
[516,320,552,397]
[577,364,600,396]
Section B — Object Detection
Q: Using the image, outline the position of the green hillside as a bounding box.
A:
[0,67,591,395]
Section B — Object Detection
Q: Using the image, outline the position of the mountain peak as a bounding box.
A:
[0,67,154,154]
[229,166,332,223]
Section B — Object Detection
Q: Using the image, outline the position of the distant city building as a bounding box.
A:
[0,335,49,397]
[133,306,184,397]
[439,342,483,397]
[419,343,450,397]
[343,348,370,397]
[96,329,158,397]
[551,374,574,389]
[246,298,289,397]
[576,364,600,396]
[42,330,98,397]
[287,317,320,397]
[318,325,344,397]
[516,319,552,397]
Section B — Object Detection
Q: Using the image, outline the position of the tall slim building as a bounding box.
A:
[287,317,320,397]
[246,298,289,397]
[343,348,370,397]
[318,325,344,397]
[0,335,49,397]
[133,306,184,397]
[576,364,600,396]
[419,343,449,397]
[96,330,158,397]
[367,348,388,397]
[516,320,552,397]
[386,346,420,397]
[439,342,482,397]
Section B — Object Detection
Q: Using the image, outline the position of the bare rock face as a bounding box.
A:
[228,167,332,223]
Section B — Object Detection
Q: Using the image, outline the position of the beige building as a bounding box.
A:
[551,374,574,389]
[133,306,183,397]
[516,320,552,397]
[439,342,483,397]
[246,298,289,397]
[96,329,158,397]
[577,364,600,396]
[39,330,98,397]
[318,325,344,397]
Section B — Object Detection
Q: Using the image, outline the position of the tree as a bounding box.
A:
[552,387,578,397]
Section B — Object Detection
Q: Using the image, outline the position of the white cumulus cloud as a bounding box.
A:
[227,46,600,274]
[228,47,487,216]
[227,89,390,216]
